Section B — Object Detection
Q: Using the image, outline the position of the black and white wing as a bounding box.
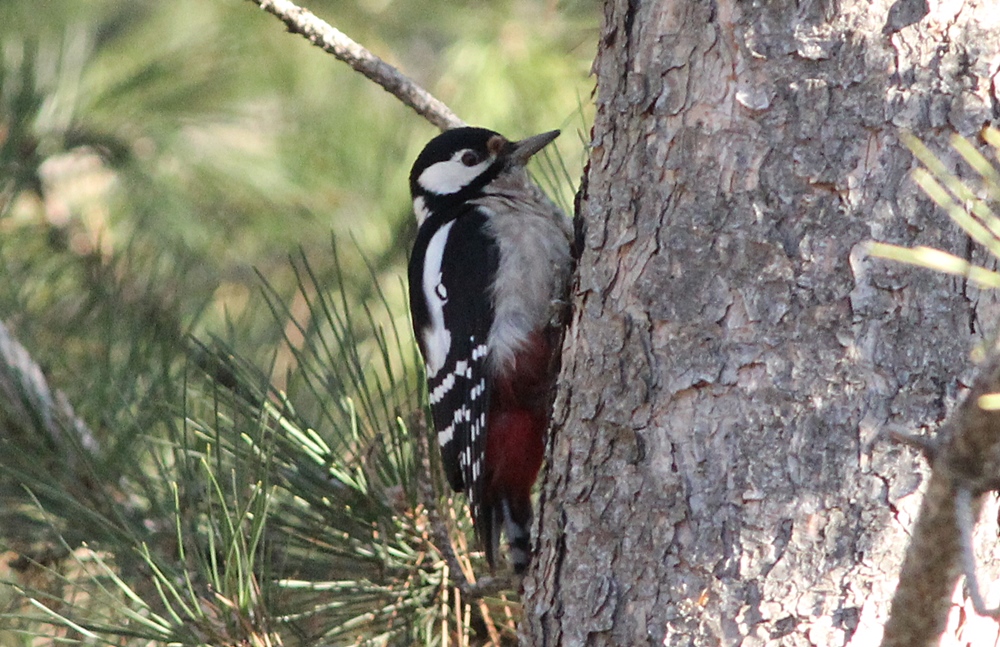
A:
[408,207,498,528]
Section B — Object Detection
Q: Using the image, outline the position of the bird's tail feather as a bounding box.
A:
[480,497,532,574]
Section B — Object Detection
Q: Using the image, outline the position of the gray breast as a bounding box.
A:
[474,174,573,372]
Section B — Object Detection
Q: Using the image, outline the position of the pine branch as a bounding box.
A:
[249,0,465,131]
[881,342,1000,646]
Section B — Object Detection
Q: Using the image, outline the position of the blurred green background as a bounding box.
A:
[0,0,596,644]
[1,0,595,361]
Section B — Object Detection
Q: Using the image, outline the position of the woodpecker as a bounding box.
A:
[407,127,573,573]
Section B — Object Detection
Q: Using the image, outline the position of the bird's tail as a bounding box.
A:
[502,498,532,574]
[479,406,544,573]
[481,496,532,574]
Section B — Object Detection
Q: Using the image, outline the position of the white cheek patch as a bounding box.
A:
[421,220,454,377]
[417,151,492,195]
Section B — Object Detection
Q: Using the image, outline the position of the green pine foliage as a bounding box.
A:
[0,0,595,644]
[869,128,1000,313]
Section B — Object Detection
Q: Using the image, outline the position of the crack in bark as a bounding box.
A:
[623,0,641,66]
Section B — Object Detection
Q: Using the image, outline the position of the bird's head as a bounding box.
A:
[409,127,559,225]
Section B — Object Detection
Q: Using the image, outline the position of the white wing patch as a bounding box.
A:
[417,150,492,195]
[413,196,430,226]
[429,372,455,405]
[421,220,455,377]
[430,360,473,404]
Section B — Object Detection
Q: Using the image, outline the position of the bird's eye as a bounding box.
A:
[461,151,481,166]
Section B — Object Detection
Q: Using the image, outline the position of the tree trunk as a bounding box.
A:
[522,0,1000,644]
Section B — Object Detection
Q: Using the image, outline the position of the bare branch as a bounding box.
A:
[460,574,516,599]
[882,344,1000,646]
[250,0,465,131]
[955,487,1000,617]
[880,470,966,647]
[0,319,99,459]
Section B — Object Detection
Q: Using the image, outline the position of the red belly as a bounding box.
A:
[484,329,555,501]
[485,408,545,500]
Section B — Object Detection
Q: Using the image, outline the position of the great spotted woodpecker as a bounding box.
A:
[407,127,573,573]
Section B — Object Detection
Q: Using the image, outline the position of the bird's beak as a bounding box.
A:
[508,130,560,165]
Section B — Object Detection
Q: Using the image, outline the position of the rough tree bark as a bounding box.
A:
[522,0,1000,645]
